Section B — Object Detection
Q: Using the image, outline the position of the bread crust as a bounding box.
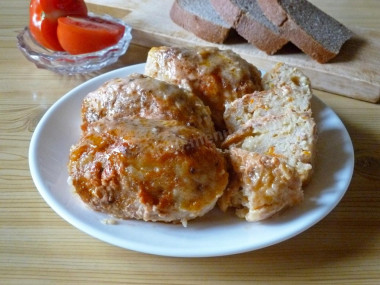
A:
[236,12,289,55]
[257,0,349,63]
[210,0,288,54]
[170,0,230,43]
[209,0,242,26]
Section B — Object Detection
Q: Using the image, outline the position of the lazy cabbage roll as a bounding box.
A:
[81,73,215,138]
[218,147,303,222]
[68,117,228,226]
[145,46,262,130]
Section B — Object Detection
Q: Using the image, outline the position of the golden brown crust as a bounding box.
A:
[145,46,262,131]
[68,117,228,224]
[170,0,230,43]
[81,73,215,137]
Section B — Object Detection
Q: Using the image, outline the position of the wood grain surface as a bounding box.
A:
[0,0,379,284]
[85,0,380,103]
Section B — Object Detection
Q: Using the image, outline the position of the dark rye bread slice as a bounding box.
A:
[257,0,353,63]
[210,0,288,54]
[170,0,231,43]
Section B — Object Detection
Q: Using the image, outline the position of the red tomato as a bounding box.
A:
[57,16,125,55]
[29,0,88,51]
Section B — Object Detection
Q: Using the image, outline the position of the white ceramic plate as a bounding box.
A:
[29,63,354,257]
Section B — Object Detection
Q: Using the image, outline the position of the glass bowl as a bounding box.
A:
[17,13,132,75]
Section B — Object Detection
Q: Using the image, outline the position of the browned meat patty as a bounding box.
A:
[81,73,215,138]
[145,46,262,130]
[68,116,228,225]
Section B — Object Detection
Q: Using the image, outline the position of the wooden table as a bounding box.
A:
[1,0,379,283]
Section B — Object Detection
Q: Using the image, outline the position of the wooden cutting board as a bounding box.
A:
[86,0,380,103]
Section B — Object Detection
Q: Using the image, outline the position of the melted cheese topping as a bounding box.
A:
[81,73,215,137]
[145,46,262,130]
[68,117,228,223]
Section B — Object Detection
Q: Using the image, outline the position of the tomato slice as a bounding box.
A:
[29,0,88,51]
[57,16,125,55]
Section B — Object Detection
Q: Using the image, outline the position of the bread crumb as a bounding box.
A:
[180,218,188,227]
[101,218,118,225]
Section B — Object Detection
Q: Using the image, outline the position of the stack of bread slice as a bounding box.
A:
[170,0,231,44]
[170,0,352,63]
[219,63,317,221]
